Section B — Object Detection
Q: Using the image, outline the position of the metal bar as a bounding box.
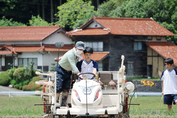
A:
[54,72,56,114]
[34,104,54,106]
[120,103,140,106]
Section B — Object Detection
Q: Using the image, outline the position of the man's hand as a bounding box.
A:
[77,73,83,79]
[162,92,164,95]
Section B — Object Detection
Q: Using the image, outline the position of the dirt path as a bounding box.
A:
[0,85,22,91]
[0,85,35,97]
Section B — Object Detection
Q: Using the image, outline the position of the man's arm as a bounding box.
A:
[67,55,79,73]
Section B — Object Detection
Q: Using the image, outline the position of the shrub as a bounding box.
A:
[13,67,25,80]
[50,62,56,71]
[31,76,42,82]
[24,68,32,79]
[0,72,11,86]
[14,83,24,89]
[22,76,42,91]
[10,79,16,85]
[23,79,30,85]
[22,85,28,91]
[7,68,16,78]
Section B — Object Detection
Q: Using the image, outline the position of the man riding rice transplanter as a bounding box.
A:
[161,58,177,111]
[76,47,98,80]
[55,41,85,105]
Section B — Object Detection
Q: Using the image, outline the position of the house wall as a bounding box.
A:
[73,35,110,51]
[17,51,65,71]
[109,35,148,78]
[147,47,165,78]
[88,22,102,28]
[73,35,148,77]
[43,32,72,44]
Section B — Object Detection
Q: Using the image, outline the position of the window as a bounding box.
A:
[18,58,37,69]
[84,42,103,51]
[127,61,134,76]
[98,61,103,71]
[134,42,142,50]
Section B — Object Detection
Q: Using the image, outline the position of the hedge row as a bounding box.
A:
[0,66,42,91]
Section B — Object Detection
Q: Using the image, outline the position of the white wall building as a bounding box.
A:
[0,26,73,72]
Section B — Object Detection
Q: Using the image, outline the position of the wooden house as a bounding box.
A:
[67,16,176,78]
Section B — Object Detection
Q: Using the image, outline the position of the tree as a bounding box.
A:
[105,0,177,44]
[0,16,26,26]
[55,0,96,29]
[29,15,52,26]
[97,0,117,17]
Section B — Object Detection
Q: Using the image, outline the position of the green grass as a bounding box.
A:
[0,96,177,116]
[0,95,43,116]
[129,96,177,116]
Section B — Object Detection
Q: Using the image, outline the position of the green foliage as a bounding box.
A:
[50,62,56,71]
[22,76,42,91]
[7,68,16,78]
[0,16,26,26]
[13,67,25,80]
[29,15,53,26]
[31,76,42,82]
[97,0,118,17]
[24,63,32,79]
[0,72,11,86]
[0,62,40,90]
[14,83,23,89]
[97,0,177,44]
[55,0,97,29]
[10,79,16,85]
[8,63,13,69]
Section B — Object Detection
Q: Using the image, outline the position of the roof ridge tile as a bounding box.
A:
[95,17,153,21]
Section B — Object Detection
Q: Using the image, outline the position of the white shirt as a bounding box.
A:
[161,69,177,95]
[77,59,98,79]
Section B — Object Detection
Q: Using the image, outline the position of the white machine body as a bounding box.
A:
[35,55,135,117]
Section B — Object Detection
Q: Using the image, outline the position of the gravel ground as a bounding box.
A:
[0,85,22,91]
[0,85,35,97]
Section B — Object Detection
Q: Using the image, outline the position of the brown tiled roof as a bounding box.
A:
[81,52,109,61]
[0,45,18,54]
[0,51,15,55]
[0,44,73,55]
[14,46,42,52]
[146,41,177,66]
[67,17,174,36]
[55,52,109,62]
[0,26,63,41]
[67,28,109,35]
[37,44,74,52]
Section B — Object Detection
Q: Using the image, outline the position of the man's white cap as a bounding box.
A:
[75,41,85,50]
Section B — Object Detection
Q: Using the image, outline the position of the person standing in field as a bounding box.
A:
[161,58,177,111]
[55,41,85,105]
